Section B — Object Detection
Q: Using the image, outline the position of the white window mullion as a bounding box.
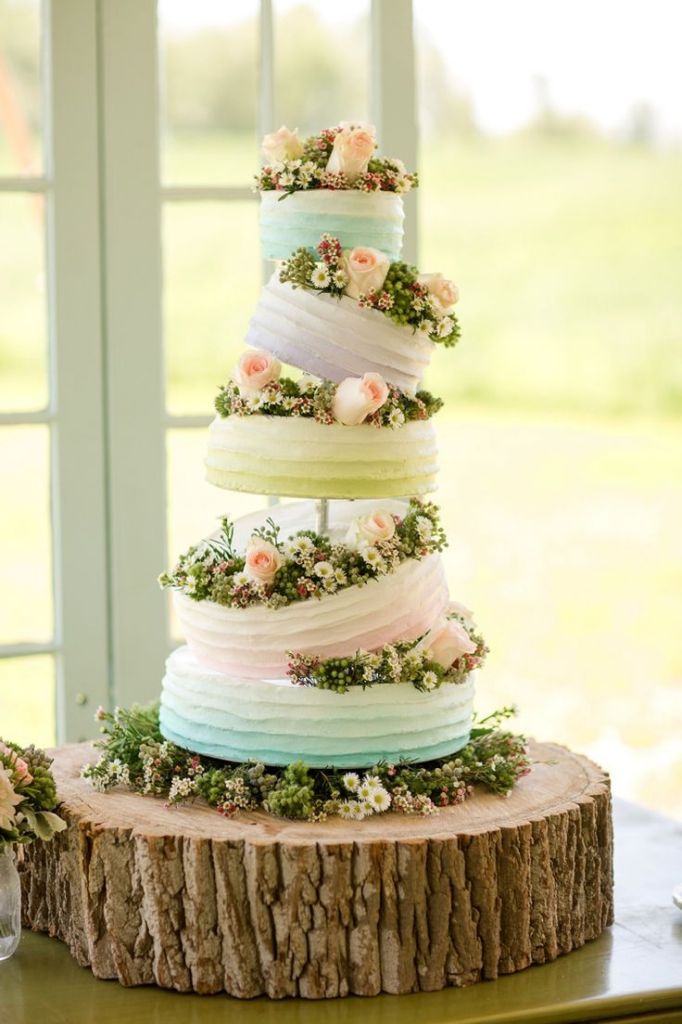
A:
[371,0,418,264]
[97,0,167,707]
[46,0,110,740]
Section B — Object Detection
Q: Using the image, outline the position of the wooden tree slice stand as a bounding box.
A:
[20,740,613,1000]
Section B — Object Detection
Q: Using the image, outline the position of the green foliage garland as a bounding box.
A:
[82,705,532,822]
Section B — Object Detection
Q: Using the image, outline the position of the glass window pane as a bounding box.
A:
[0,655,55,747]
[0,193,47,411]
[159,0,258,185]
[163,200,260,416]
[274,1,370,134]
[0,0,42,176]
[0,426,52,644]
[415,0,682,819]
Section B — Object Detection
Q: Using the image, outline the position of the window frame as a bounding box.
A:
[0,0,418,741]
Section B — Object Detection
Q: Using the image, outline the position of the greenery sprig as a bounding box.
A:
[159,498,447,610]
[82,704,531,822]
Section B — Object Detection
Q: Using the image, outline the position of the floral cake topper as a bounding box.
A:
[255,123,418,195]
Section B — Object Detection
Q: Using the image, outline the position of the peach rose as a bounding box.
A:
[345,509,396,548]
[233,349,281,394]
[261,125,304,163]
[331,373,389,425]
[326,123,376,182]
[420,619,476,670]
[418,273,459,316]
[342,246,390,299]
[243,538,284,585]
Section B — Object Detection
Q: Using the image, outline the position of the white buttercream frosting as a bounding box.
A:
[160,645,476,768]
[205,415,438,499]
[247,273,435,392]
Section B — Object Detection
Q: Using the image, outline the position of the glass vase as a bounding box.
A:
[0,845,21,961]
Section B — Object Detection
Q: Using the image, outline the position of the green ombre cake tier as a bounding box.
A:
[205,415,438,499]
[260,189,405,261]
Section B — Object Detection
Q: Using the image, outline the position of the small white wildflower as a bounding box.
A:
[342,772,360,793]
[338,800,355,820]
[437,315,455,338]
[422,670,439,690]
[369,787,392,812]
[361,546,385,572]
[416,515,433,541]
[310,262,331,288]
[388,407,405,429]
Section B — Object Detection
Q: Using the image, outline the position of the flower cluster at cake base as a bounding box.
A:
[159,499,446,610]
[279,235,461,347]
[82,705,532,822]
[215,351,442,427]
[255,123,418,195]
[0,740,66,847]
[287,610,488,693]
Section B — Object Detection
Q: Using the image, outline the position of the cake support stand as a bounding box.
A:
[20,740,613,1000]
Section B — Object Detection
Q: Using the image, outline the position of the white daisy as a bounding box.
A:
[333,269,348,288]
[361,546,383,569]
[437,315,455,338]
[310,263,331,288]
[342,772,359,793]
[357,780,374,801]
[231,572,250,588]
[416,515,433,541]
[314,560,334,579]
[388,407,405,429]
[278,171,295,188]
[422,670,439,690]
[338,800,355,820]
[362,774,382,792]
[369,787,392,812]
[296,536,315,554]
[349,800,367,821]
[334,568,347,586]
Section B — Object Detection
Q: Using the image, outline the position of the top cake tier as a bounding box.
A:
[255,123,417,261]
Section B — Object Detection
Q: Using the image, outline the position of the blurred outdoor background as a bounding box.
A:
[1,0,681,816]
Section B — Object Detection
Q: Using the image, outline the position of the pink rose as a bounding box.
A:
[244,538,284,585]
[233,349,281,394]
[261,125,304,163]
[342,246,390,299]
[345,509,396,548]
[0,741,33,784]
[331,373,389,425]
[420,619,476,670]
[326,123,376,182]
[418,273,459,316]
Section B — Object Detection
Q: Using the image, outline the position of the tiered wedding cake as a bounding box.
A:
[158,122,487,771]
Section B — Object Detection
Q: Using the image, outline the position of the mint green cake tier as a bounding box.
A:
[160,646,476,769]
[205,414,438,499]
[260,189,404,261]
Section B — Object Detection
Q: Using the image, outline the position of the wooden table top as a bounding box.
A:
[2,798,681,1024]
